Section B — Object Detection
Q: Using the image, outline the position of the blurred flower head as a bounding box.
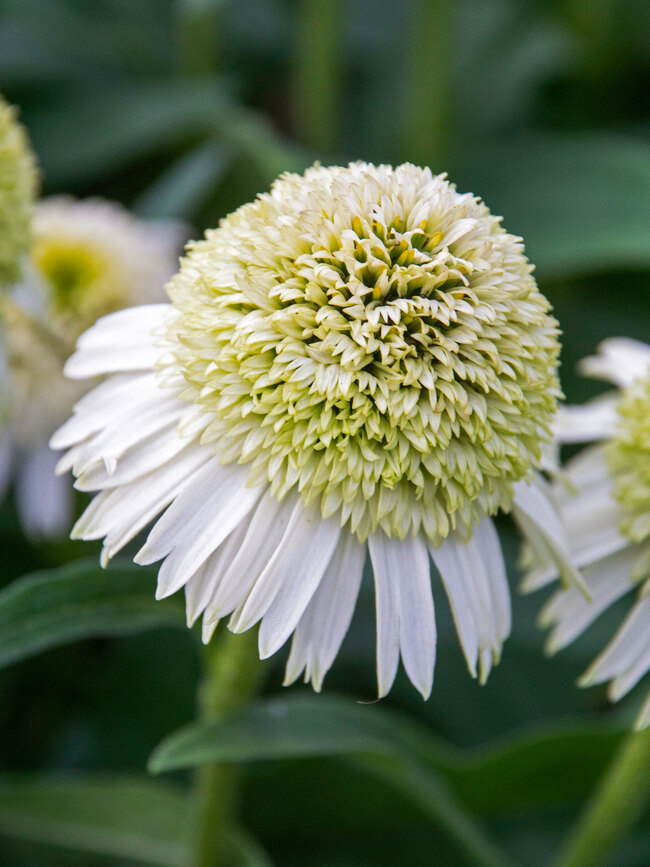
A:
[55,162,578,698]
[0,196,185,538]
[525,338,650,729]
[0,95,37,287]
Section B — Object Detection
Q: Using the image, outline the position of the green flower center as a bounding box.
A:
[0,96,37,287]
[607,374,650,543]
[167,163,561,542]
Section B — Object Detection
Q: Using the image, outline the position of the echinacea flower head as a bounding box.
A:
[526,338,650,728]
[0,197,185,538]
[54,162,576,698]
[0,96,37,287]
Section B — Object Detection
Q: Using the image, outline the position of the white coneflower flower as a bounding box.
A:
[53,162,578,698]
[0,95,37,287]
[524,338,650,728]
[0,197,185,538]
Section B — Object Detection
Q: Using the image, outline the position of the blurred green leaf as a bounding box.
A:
[455,134,650,279]
[0,558,185,668]
[449,726,623,814]
[26,79,231,185]
[150,695,516,867]
[151,694,624,815]
[0,776,189,866]
[0,775,272,866]
[134,138,235,220]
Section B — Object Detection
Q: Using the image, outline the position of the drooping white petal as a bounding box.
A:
[135,461,261,599]
[513,476,587,595]
[64,305,172,379]
[72,444,209,554]
[284,533,366,691]
[554,397,619,444]
[227,498,338,641]
[368,533,404,698]
[393,533,436,699]
[185,520,251,627]
[368,531,436,699]
[203,490,300,624]
[16,443,74,539]
[541,545,643,653]
[580,595,650,698]
[256,505,341,658]
[429,517,507,684]
[70,393,183,478]
[578,337,650,387]
[75,413,203,491]
[51,372,174,453]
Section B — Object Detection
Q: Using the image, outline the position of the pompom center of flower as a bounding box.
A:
[607,374,650,543]
[167,163,560,542]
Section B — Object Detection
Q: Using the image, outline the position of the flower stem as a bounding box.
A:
[554,727,650,867]
[192,628,264,867]
[293,0,343,153]
[403,0,452,170]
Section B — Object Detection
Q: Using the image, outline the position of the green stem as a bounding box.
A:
[402,0,452,170]
[554,727,650,867]
[192,628,264,867]
[293,0,343,153]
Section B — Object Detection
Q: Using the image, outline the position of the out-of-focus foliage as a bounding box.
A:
[1,0,649,865]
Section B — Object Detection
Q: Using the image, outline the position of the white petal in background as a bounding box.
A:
[16,442,74,539]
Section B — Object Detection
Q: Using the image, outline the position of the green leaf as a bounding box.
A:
[448,726,623,815]
[133,138,235,220]
[27,78,232,184]
[151,694,624,814]
[0,775,272,867]
[0,558,185,668]
[0,776,189,866]
[455,134,650,279]
[150,695,516,867]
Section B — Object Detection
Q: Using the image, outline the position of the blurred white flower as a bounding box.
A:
[53,162,579,698]
[524,338,650,729]
[0,196,185,538]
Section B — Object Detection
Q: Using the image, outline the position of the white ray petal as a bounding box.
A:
[554,398,618,445]
[16,443,74,539]
[203,489,298,623]
[472,516,511,642]
[135,462,260,597]
[50,373,161,449]
[430,526,503,683]
[428,536,479,678]
[581,595,650,691]
[579,338,650,387]
[393,533,436,699]
[367,533,402,698]
[185,520,250,627]
[70,394,183,477]
[75,421,194,491]
[513,476,587,595]
[64,305,172,379]
[284,533,366,691]
[73,443,208,546]
[541,545,642,653]
[228,498,336,637]
[256,506,341,658]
